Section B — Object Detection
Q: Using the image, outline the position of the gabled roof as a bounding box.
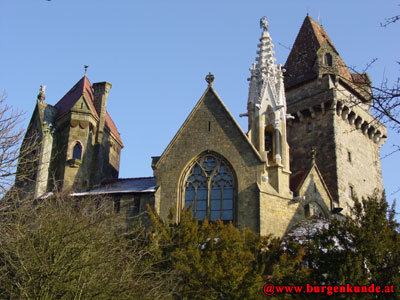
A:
[284,16,352,89]
[55,76,98,118]
[54,76,122,143]
[290,162,334,204]
[154,85,264,169]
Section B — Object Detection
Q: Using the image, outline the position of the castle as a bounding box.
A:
[16,16,387,237]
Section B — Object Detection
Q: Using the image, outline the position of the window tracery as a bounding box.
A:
[183,154,235,222]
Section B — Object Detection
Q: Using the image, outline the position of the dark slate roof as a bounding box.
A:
[54,76,122,144]
[284,16,352,89]
[71,177,156,196]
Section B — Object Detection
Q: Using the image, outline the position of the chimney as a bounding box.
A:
[92,81,112,143]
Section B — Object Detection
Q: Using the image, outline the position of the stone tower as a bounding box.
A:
[284,16,387,214]
[16,76,123,197]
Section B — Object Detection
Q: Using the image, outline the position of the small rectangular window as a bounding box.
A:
[132,196,140,214]
[348,151,352,163]
[304,204,310,217]
[349,185,354,198]
[307,122,312,132]
[114,198,120,213]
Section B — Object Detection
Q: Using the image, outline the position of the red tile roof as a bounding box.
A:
[290,171,307,193]
[55,76,98,118]
[54,76,122,144]
[351,73,369,85]
[105,111,121,143]
[284,16,352,89]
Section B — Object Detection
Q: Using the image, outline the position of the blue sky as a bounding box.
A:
[1,0,399,215]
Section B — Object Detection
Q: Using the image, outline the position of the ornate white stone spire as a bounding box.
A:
[247,17,287,125]
[247,17,290,165]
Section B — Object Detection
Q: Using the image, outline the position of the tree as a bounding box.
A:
[343,7,400,134]
[0,92,29,196]
[283,195,400,299]
[148,208,270,300]
[0,192,174,299]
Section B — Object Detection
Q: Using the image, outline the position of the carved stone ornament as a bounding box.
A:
[79,121,89,129]
[70,120,79,128]
[260,16,269,32]
[37,85,46,101]
[67,158,82,168]
[205,72,215,85]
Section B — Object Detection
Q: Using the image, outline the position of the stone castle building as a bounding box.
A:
[16,16,387,237]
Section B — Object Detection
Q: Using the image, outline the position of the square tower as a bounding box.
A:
[284,16,387,214]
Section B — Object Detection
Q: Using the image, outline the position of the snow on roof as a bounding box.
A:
[283,216,346,252]
[285,216,330,242]
[71,177,156,196]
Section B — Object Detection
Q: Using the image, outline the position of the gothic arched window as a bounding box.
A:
[265,125,275,163]
[72,142,82,160]
[183,154,235,222]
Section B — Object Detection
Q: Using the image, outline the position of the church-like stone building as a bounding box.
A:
[16,16,387,237]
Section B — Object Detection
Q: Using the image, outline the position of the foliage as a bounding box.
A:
[283,195,400,299]
[148,207,270,300]
[0,193,174,300]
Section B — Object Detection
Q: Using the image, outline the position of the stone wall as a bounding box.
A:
[286,77,386,214]
[334,85,385,214]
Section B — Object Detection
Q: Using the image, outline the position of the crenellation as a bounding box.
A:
[348,111,356,125]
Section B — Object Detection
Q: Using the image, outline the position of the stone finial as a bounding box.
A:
[311,147,317,165]
[37,85,46,102]
[260,16,269,32]
[84,65,89,75]
[205,72,215,86]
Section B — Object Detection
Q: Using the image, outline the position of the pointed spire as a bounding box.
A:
[247,17,286,113]
[255,17,276,79]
